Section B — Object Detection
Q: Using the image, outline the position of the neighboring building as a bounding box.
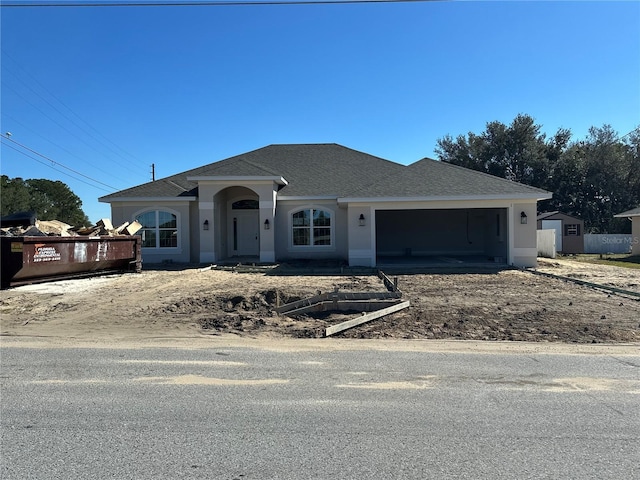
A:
[99,144,551,268]
[536,211,584,254]
[614,207,640,256]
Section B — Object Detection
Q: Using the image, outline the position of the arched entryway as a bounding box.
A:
[197,181,277,264]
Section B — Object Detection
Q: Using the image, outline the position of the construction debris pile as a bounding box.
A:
[1,213,143,289]
[1,214,141,238]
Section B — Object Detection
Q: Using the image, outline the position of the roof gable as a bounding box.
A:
[537,211,583,222]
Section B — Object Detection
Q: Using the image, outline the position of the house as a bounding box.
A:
[536,211,584,254]
[614,207,640,255]
[99,144,551,268]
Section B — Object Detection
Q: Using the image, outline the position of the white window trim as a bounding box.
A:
[133,207,182,252]
[288,205,336,251]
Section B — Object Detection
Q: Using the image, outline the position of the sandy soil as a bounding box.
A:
[1,258,639,351]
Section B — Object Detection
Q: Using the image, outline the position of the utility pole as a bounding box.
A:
[151,163,155,181]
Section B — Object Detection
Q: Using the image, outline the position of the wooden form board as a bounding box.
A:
[378,270,400,293]
[283,299,402,317]
[276,290,401,315]
[325,300,410,337]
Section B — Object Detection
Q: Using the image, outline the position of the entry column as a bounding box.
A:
[347,205,375,267]
[259,189,276,263]
[199,200,215,263]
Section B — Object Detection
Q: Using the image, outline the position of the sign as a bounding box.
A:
[33,244,61,263]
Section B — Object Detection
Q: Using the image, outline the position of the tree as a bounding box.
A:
[0,176,90,226]
[435,115,639,233]
[435,113,570,188]
[0,176,31,216]
[619,128,640,214]
[543,126,640,233]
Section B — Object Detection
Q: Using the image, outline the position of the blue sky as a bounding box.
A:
[1,0,639,223]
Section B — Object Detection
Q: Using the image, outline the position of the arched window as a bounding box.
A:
[232,199,259,210]
[135,210,178,248]
[292,208,332,246]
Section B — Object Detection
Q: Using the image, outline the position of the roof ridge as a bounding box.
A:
[266,143,400,165]
[174,144,274,179]
[268,142,338,146]
[166,180,188,192]
[238,157,281,176]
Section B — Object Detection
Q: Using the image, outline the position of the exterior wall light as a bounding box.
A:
[359,214,366,226]
[520,212,528,225]
[264,219,270,230]
[203,219,209,230]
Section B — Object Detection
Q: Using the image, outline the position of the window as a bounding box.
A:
[136,210,178,248]
[232,199,258,210]
[564,224,580,236]
[292,208,332,246]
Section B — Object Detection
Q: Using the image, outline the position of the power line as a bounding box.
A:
[1,134,118,191]
[0,112,134,188]
[2,59,149,178]
[1,49,149,176]
[1,141,114,193]
[3,0,441,7]
[2,82,148,180]
[2,112,141,188]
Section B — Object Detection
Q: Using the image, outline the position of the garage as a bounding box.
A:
[375,208,508,264]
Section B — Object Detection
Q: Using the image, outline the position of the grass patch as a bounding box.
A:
[566,254,640,270]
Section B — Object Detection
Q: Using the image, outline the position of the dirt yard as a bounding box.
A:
[1,258,639,346]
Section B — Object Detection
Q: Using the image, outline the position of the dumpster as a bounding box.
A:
[1,235,141,289]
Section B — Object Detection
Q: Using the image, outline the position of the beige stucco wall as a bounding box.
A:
[106,195,544,268]
[511,202,538,267]
[632,217,640,256]
[188,201,200,263]
[347,205,375,267]
[109,200,194,264]
[274,199,348,262]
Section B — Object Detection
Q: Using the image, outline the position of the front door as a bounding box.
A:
[232,210,260,256]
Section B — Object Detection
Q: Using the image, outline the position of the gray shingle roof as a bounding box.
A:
[537,211,586,221]
[614,206,640,217]
[100,144,549,202]
[344,157,550,199]
[537,211,560,220]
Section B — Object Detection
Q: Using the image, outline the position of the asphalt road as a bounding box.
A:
[1,344,639,479]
